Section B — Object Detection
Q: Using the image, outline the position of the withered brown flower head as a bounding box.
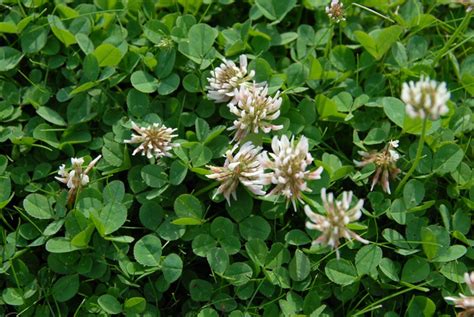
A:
[354,140,401,194]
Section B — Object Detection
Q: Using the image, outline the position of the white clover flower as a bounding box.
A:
[58,164,68,178]
[305,188,369,259]
[228,84,283,142]
[56,156,100,189]
[388,140,399,148]
[206,54,255,103]
[457,0,474,12]
[71,157,84,167]
[354,140,401,194]
[56,155,101,206]
[445,272,474,315]
[261,135,323,210]
[124,121,178,160]
[326,0,346,23]
[466,272,474,294]
[206,142,266,204]
[401,76,450,120]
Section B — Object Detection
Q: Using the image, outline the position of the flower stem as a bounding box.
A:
[351,3,395,23]
[194,181,220,197]
[395,118,428,195]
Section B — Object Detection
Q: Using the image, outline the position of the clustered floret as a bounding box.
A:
[401,76,450,120]
[56,155,102,206]
[354,140,401,194]
[228,84,283,142]
[56,155,102,189]
[207,54,283,142]
[261,135,323,210]
[124,121,178,160]
[445,271,474,315]
[206,54,256,104]
[326,0,346,23]
[206,142,266,204]
[305,189,368,259]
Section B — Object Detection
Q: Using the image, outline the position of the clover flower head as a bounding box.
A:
[124,121,178,160]
[56,155,101,207]
[206,55,255,103]
[354,140,401,194]
[401,76,450,120]
[261,135,323,210]
[457,0,474,12]
[206,142,266,204]
[326,0,346,23]
[55,155,101,190]
[228,84,283,142]
[445,272,474,315]
[305,188,369,259]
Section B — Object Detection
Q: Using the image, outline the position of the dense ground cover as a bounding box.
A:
[0,0,473,316]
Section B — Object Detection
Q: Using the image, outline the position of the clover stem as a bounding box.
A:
[395,118,427,195]
[194,181,220,197]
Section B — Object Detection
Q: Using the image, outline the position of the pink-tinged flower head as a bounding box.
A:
[445,272,474,316]
[305,188,369,259]
[124,121,178,160]
[261,135,323,210]
[354,140,401,194]
[326,0,346,23]
[207,55,255,103]
[401,76,450,120]
[206,142,266,204]
[228,84,283,142]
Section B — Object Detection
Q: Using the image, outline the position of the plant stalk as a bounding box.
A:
[395,118,428,195]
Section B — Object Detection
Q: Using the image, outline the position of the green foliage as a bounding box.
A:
[0,1,472,316]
